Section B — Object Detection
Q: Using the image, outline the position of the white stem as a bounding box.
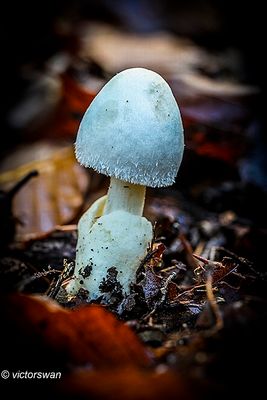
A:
[66,177,153,304]
[103,177,146,216]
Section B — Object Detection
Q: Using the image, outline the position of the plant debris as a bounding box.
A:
[1,182,266,399]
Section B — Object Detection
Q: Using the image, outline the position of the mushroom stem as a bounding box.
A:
[104,177,146,216]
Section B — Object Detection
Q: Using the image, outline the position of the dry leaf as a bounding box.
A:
[59,368,195,400]
[8,66,97,140]
[41,73,96,140]
[0,142,89,241]
[80,24,257,98]
[2,294,150,369]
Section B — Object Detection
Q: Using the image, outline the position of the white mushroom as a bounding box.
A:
[66,67,184,303]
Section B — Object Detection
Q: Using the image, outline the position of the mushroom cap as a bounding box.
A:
[75,67,184,187]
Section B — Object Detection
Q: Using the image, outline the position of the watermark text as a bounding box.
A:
[1,370,61,380]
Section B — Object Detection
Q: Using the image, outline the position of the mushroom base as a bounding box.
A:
[66,199,153,305]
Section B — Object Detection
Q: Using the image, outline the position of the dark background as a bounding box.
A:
[1,0,264,115]
[1,0,265,191]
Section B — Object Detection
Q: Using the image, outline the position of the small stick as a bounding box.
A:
[206,272,223,331]
[180,233,200,270]
[47,259,75,299]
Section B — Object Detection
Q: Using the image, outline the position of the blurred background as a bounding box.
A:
[1,0,264,151]
[0,0,266,265]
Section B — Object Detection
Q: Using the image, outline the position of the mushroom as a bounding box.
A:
[66,67,184,304]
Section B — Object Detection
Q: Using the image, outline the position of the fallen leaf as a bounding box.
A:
[42,73,96,139]
[0,142,89,241]
[59,368,196,400]
[1,294,150,369]
[141,267,162,309]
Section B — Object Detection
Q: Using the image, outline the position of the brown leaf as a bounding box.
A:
[2,294,150,369]
[42,73,96,140]
[59,368,196,400]
[141,266,162,308]
[193,254,238,284]
[166,281,180,303]
[0,142,89,242]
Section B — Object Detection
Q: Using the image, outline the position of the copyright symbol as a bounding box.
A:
[1,370,10,379]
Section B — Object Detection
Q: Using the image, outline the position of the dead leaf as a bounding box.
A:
[59,368,196,400]
[141,267,162,309]
[42,73,96,139]
[1,294,150,369]
[0,142,89,241]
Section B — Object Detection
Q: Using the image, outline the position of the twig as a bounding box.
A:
[55,224,78,232]
[46,259,74,299]
[180,233,200,270]
[170,284,206,303]
[205,272,223,331]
